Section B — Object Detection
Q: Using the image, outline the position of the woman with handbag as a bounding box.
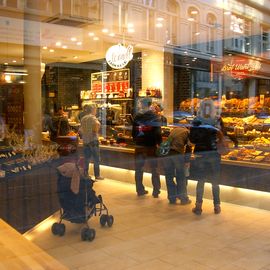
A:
[162,126,192,205]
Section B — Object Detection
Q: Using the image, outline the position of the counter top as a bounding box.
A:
[0,219,67,269]
[221,159,270,169]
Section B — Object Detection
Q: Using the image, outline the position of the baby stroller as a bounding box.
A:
[51,162,114,241]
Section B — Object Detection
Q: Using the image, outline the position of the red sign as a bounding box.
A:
[221,57,261,79]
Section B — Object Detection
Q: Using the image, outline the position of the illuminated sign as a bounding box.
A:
[221,58,261,79]
[106,44,133,69]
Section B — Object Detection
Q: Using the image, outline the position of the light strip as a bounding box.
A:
[4,72,28,76]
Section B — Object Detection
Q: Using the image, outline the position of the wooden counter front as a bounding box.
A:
[0,219,67,269]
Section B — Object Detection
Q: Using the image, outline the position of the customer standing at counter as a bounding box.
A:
[132,98,162,197]
[189,119,222,215]
[163,126,192,204]
[80,105,104,180]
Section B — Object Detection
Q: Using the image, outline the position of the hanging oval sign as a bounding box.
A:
[106,44,133,69]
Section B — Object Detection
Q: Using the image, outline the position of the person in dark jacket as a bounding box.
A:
[189,119,223,215]
[132,98,162,197]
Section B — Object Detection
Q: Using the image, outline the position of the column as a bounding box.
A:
[23,13,42,144]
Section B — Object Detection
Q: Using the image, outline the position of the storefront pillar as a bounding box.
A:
[23,16,42,144]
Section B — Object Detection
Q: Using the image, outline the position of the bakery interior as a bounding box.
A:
[0,0,270,244]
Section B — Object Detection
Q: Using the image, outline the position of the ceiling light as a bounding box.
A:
[127,23,134,28]
[191,10,198,14]
[224,11,231,15]
[49,49,54,52]
[157,17,164,21]
[12,60,16,63]
[188,18,195,21]
[56,41,61,46]
[42,46,47,50]
[93,37,99,41]
[71,37,77,42]
[88,32,95,36]
[5,75,11,82]
[127,28,135,33]
[102,28,109,33]
[62,45,67,49]
[109,33,115,37]
[156,23,163,28]
[76,41,82,46]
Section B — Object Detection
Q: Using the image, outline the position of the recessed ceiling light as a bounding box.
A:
[62,45,67,49]
[156,23,163,28]
[12,60,16,63]
[102,28,109,33]
[157,17,164,21]
[109,33,115,37]
[56,41,61,46]
[93,36,99,41]
[71,37,77,42]
[76,41,82,46]
[42,46,47,50]
[49,49,54,53]
[88,32,95,36]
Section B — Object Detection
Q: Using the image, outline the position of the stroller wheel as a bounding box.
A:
[100,214,107,227]
[51,222,65,236]
[106,215,114,227]
[81,228,96,242]
[58,223,66,236]
[51,223,59,235]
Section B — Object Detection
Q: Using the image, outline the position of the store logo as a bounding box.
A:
[106,44,133,69]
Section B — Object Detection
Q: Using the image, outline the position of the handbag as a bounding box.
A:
[216,132,230,156]
[156,137,172,157]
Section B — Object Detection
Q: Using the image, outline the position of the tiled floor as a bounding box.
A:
[25,179,270,270]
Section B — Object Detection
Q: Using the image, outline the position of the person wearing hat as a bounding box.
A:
[79,104,104,180]
[132,98,162,197]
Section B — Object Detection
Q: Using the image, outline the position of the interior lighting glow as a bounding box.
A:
[55,41,61,46]
[157,17,164,21]
[76,41,82,46]
[188,18,195,21]
[12,60,16,63]
[4,62,8,65]
[127,28,135,33]
[62,45,67,49]
[109,33,115,37]
[93,36,99,41]
[88,32,95,36]
[102,28,109,33]
[49,49,54,52]
[224,11,231,15]
[71,37,77,41]
[195,32,200,35]
[156,23,163,28]
[127,23,134,28]
[191,10,198,14]
[5,75,11,82]
[73,56,78,59]
[42,46,47,50]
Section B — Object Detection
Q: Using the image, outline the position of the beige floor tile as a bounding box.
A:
[25,179,270,270]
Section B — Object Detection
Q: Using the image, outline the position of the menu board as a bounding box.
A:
[91,72,103,93]
[91,69,130,95]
